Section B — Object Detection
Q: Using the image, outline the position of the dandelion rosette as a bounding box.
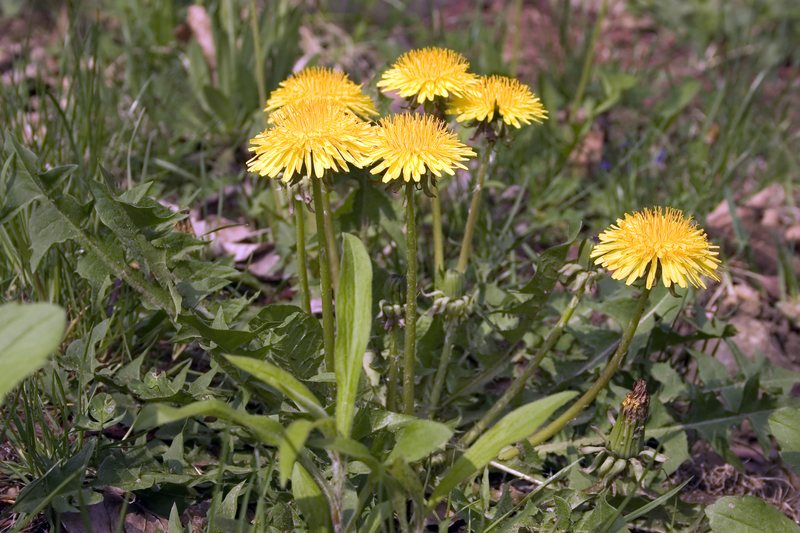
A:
[368,113,475,186]
[247,99,375,184]
[377,47,477,104]
[447,75,548,129]
[590,207,721,290]
[265,67,378,119]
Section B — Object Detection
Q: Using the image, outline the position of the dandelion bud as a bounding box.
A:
[385,274,407,305]
[607,379,650,459]
[443,269,466,300]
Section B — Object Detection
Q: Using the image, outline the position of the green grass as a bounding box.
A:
[1,0,799,532]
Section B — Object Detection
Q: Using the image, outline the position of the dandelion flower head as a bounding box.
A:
[247,98,374,183]
[447,75,548,129]
[369,113,476,184]
[265,67,378,119]
[377,47,477,104]
[590,207,721,290]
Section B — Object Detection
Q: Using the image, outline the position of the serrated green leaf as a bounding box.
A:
[250,305,323,379]
[429,391,576,506]
[135,400,283,446]
[29,196,89,271]
[225,355,327,420]
[706,496,800,533]
[335,233,372,438]
[385,419,452,464]
[174,260,237,308]
[574,493,626,532]
[503,223,580,343]
[0,303,66,402]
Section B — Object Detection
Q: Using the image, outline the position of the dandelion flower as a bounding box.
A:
[369,113,475,184]
[377,47,477,104]
[265,67,378,119]
[247,99,374,183]
[591,207,721,290]
[448,75,547,128]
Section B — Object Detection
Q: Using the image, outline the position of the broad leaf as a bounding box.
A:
[225,354,327,419]
[0,303,66,402]
[292,462,332,533]
[706,496,800,533]
[135,400,283,446]
[769,408,800,473]
[430,391,576,505]
[385,419,453,464]
[335,233,373,438]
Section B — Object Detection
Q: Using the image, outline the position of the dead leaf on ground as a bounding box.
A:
[61,492,168,533]
[186,5,217,75]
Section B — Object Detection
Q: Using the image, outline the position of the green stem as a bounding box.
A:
[312,178,336,372]
[460,285,587,447]
[321,188,340,293]
[294,196,311,314]
[403,182,418,415]
[249,0,284,220]
[497,286,652,461]
[428,324,455,418]
[386,328,400,412]
[457,143,493,273]
[570,0,607,115]
[510,0,524,78]
[431,190,444,287]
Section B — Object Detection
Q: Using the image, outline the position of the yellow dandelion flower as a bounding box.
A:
[247,99,375,183]
[377,47,477,104]
[447,75,548,128]
[369,113,476,184]
[265,67,378,119]
[591,207,722,290]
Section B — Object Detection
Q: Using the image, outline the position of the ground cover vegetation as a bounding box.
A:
[1,0,800,531]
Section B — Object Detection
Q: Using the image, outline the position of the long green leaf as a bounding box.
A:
[278,419,314,487]
[135,400,283,446]
[225,355,327,420]
[292,462,332,533]
[0,303,66,402]
[429,391,576,505]
[335,233,372,438]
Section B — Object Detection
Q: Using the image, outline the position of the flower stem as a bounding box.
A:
[249,0,285,220]
[403,182,418,415]
[428,323,455,418]
[431,190,444,287]
[460,285,587,447]
[321,188,340,293]
[386,328,400,412]
[457,142,493,273]
[497,286,652,461]
[312,178,335,372]
[571,0,608,115]
[294,196,311,314]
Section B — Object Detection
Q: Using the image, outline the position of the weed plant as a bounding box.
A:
[1,1,799,532]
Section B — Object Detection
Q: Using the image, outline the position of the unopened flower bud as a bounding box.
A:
[607,379,650,459]
[443,269,466,300]
[385,274,406,305]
